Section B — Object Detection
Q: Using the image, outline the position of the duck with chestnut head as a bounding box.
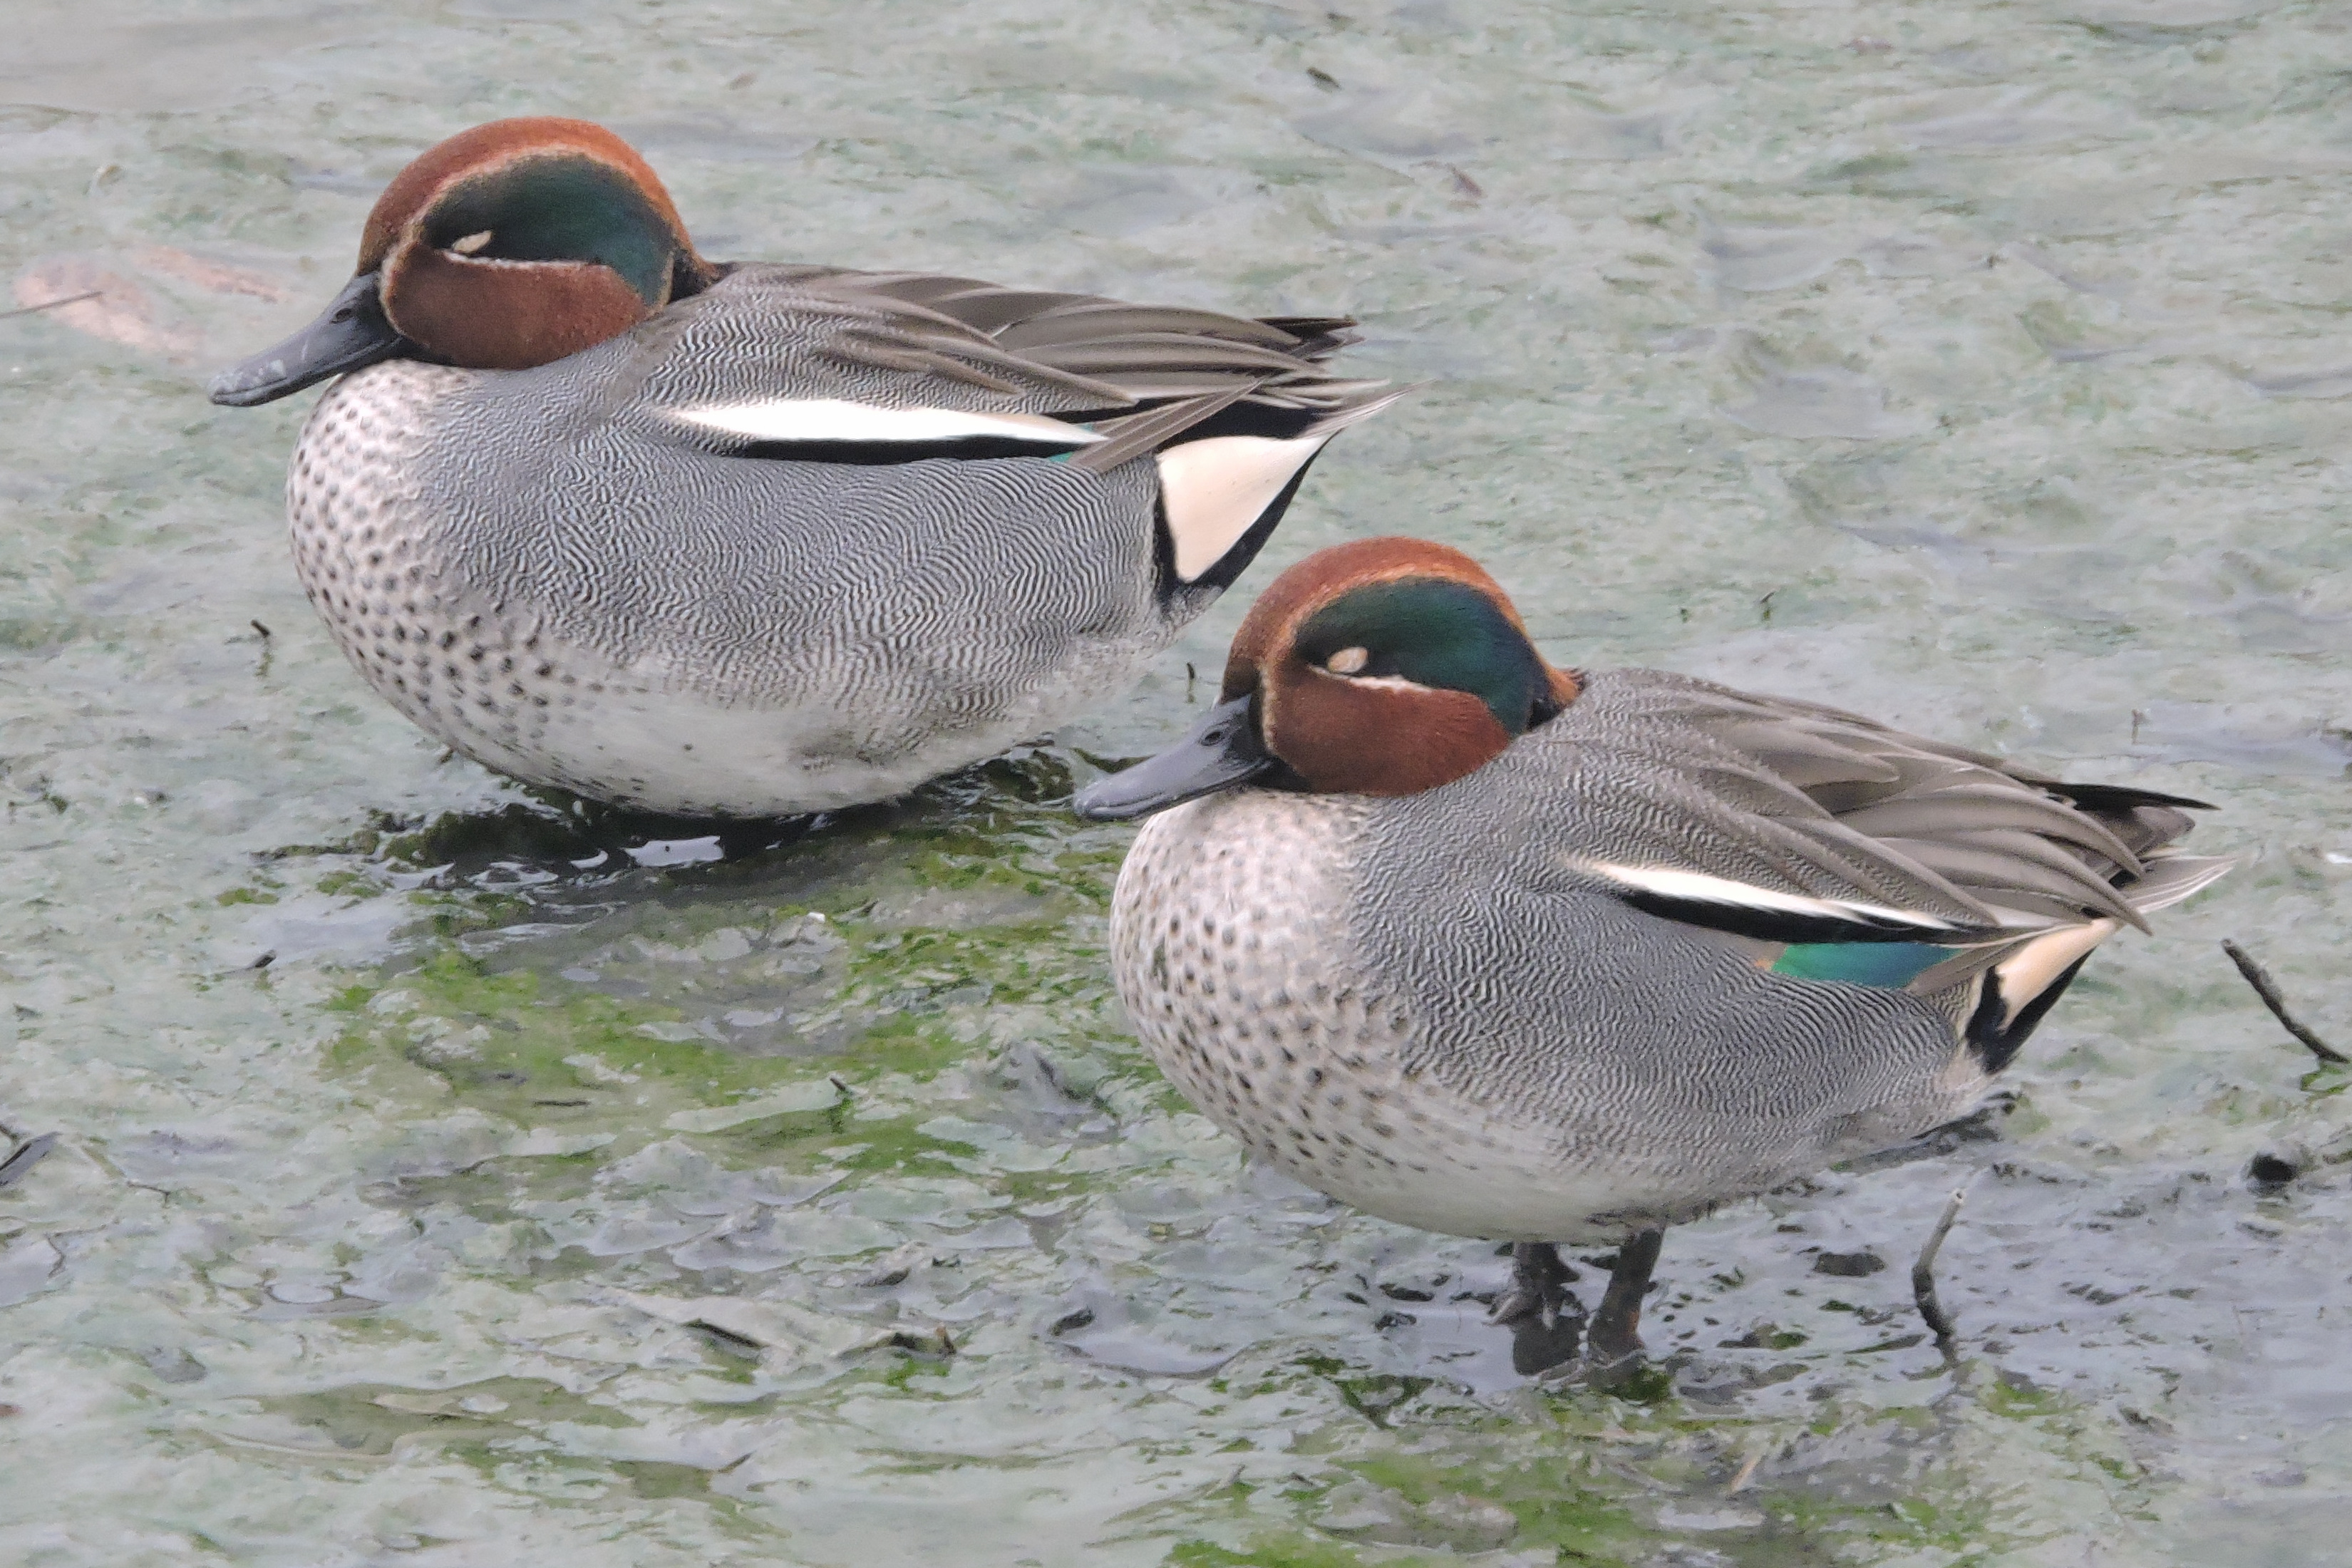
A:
[210,118,1396,818]
[1076,538,2232,1371]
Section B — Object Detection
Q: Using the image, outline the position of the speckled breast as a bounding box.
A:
[287,362,594,785]
[1110,790,1638,1241]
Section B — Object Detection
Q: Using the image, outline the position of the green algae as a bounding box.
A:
[1155,1365,2151,1567]
[256,1376,636,1459]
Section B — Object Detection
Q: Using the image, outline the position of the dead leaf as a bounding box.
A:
[13,257,199,358]
[135,244,291,302]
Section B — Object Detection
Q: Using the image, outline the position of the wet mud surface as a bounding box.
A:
[5,1,2351,1563]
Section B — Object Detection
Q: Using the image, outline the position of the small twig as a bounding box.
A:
[1912,1182,1972,1355]
[2222,940,2348,1065]
[0,1133,58,1191]
[0,290,102,321]
[1726,1448,1764,1495]
[685,1318,764,1356]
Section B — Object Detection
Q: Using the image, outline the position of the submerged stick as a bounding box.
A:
[2222,940,2348,1066]
[0,289,103,321]
[1912,1185,1970,1355]
[0,1133,57,1191]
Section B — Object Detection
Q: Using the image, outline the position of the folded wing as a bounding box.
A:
[631,265,1400,586]
[1525,670,2231,1061]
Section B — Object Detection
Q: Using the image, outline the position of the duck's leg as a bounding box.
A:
[1489,1242,1580,1329]
[1586,1228,1664,1368]
[1490,1242,1587,1376]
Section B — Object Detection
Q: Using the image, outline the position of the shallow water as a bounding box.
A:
[4,1,2351,1563]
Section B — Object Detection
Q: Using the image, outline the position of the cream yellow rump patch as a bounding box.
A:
[1155,433,1330,582]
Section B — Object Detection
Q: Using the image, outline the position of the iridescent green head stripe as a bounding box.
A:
[354,117,706,288]
[1294,577,1557,734]
[423,155,681,309]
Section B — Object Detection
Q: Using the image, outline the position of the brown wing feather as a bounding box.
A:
[1537,671,2219,937]
[785,267,1391,421]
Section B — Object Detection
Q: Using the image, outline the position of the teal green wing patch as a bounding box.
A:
[1770,941,1954,990]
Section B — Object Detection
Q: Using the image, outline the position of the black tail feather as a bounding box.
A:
[1966,954,2093,1075]
[2047,780,2216,814]
[1255,315,1361,359]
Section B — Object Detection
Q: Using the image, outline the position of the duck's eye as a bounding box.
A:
[1324,646,1369,675]
[449,230,494,257]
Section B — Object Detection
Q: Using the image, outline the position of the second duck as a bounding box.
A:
[1077,538,2231,1368]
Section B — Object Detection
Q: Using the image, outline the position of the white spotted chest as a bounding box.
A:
[287,363,605,790]
[1111,790,1620,1239]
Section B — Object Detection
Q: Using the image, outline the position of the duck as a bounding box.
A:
[207,118,1396,818]
[1074,537,2232,1369]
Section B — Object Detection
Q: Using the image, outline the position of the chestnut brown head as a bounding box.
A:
[1075,538,1579,819]
[211,117,714,406]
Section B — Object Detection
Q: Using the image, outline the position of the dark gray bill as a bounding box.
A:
[1073,694,1277,821]
[208,271,412,407]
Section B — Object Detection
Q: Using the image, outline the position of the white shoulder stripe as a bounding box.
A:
[1572,860,1966,932]
[669,399,1103,450]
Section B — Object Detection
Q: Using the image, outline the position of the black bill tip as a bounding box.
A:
[209,270,412,407]
[1073,693,1280,822]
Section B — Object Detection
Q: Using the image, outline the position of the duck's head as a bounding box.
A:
[210,117,715,407]
[1075,537,1581,820]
